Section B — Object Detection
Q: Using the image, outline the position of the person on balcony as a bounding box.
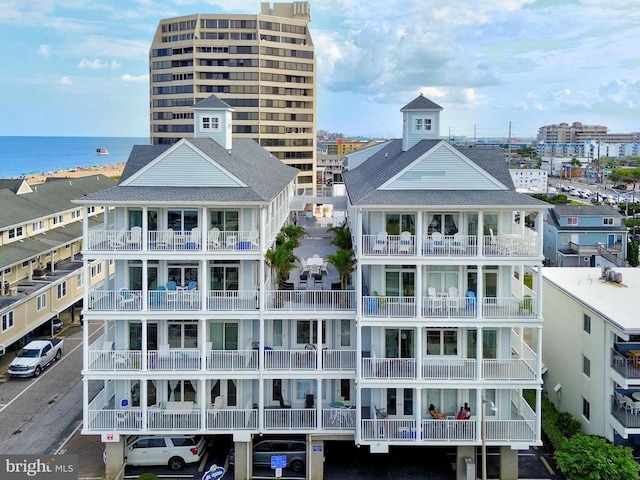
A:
[429,404,446,419]
[457,403,471,419]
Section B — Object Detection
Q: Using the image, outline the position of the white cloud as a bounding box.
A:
[78,59,108,69]
[111,59,122,70]
[60,76,72,85]
[120,73,147,83]
[37,44,50,57]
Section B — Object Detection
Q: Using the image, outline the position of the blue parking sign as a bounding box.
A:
[202,464,225,480]
[271,454,287,469]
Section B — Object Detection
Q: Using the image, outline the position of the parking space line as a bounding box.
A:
[540,456,555,475]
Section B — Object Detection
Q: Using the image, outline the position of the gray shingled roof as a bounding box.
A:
[546,204,627,232]
[552,204,622,217]
[400,94,443,111]
[78,137,299,205]
[0,179,26,193]
[192,95,233,110]
[0,175,118,228]
[0,215,104,268]
[342,139,542,207]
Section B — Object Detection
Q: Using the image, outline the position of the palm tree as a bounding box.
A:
[281,224,307,248]
[265,234,299,285]
[327,248,356,290]
[327,222,352,250]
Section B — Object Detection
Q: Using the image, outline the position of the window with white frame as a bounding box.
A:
[76,272,83,288]
[37,293,47,311]
[32,220,45,232]
[560,234,569,244]
[71,210,81,219]
[202,116,219,130]
[567,217,578,225]
[603,217,613,225]
[582,397,590,420]
[295,379,326,400]
[426,329,458,355]
[414,118,432,131]
[52,215,63,225]
[8,227,23,239]
[90,263,102,278]
[57,281,67,299]
[2,311,14,332]
[583,314,591,333]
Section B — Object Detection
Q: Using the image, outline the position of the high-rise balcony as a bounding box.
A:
[361,231,537,258]
[85,228,259,253]
[360,294,537,320]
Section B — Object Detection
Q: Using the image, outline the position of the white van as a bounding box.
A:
[124,435,206,470]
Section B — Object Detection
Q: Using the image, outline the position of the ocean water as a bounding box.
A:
[0,136,149,178]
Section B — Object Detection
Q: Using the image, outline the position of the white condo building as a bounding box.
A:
[78,95,547,480]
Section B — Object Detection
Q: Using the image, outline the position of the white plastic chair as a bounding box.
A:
[428,287,444,312]
[372,231,388,253]
[398,231,412,254]
[208,227,221,248]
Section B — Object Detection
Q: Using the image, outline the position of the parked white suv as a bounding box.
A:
[119,435,206,471]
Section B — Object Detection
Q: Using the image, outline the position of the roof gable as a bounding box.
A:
[120,140,246,188]
[381,142,507,191]
[400,94,443,111]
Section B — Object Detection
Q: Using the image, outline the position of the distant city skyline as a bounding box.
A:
[0,1,639,139]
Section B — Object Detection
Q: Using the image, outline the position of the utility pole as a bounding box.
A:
[474,124,478,146]
[508,121,513,165]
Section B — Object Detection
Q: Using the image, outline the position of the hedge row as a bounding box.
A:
[523,390,581,452]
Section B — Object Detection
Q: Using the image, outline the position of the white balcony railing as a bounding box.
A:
[362,296,415,317]
[206,408,258,430]
[86,228,259,252]
[207,350,257,370]
[485,420,535,442]
[148,409,200,430]
[361,358,416,379]
[208,290,258,311]
[483,359,537,381]
[323,350,357,370]
[421,296,477,318]
[422,358,476,380]
[263,408,316,430]
[266,290,355,311]
[361,419,475,442]
[88,349,143,371]
[147,349,202,370]
[482,296,537,319]
[264,350,317,370]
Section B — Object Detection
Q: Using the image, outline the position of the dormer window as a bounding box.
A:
[415,118,431,131]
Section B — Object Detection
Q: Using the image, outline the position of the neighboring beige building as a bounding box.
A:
[537,121,640,144]
[0,176,117,356]
[542,267,640,448]
[149,1,316,193]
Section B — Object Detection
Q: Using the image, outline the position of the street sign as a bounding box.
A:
[202,464,225,480]
[271,454,287,469]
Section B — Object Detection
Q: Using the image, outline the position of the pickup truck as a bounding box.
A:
[8,339,64,378]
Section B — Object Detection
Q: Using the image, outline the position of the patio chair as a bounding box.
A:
[451,232,465,253]
[158,343,171,362]
[430,231,444,252]
[166,280,178,304]
[427,287,444,313]
[298,272,308,288]
[157,228,174,249]
[398,231,412,254]
[127,226,142,249]
[448,286,459,314]
[374,405,388,419]
[188,228,201,248]
[118,288,138,309]
[277,394,292,409]
[208,227,221,248]
[372,231,388,254]
[109,228,127,249]
[305,394,315,409]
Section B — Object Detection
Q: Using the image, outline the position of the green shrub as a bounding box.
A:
[555,434,640,480]
[137,473,159,480]
[557,411,581,438]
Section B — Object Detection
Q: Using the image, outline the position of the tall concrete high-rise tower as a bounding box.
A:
[149,2,316,193]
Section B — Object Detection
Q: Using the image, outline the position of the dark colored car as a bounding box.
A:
[47,318,63,334]
[229,438,306,472]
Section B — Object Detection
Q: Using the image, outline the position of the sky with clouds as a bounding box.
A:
[0,0,639,140]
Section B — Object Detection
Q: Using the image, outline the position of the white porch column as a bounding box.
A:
[476,326,483,381]
[141,318,148,372]
[477,211,484,258]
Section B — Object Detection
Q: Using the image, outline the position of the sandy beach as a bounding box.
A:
[24,163,126,184]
